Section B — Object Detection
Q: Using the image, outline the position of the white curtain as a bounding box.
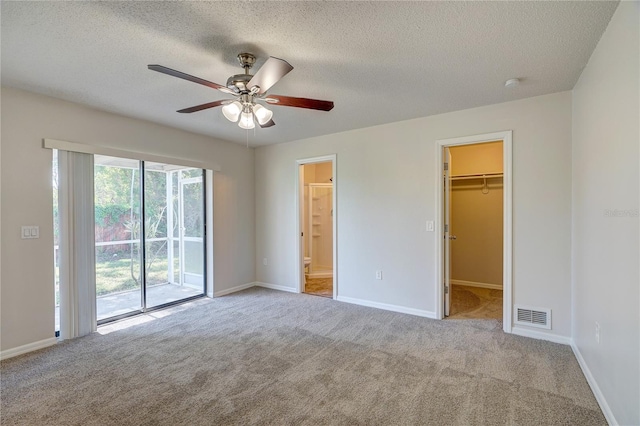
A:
[58,150,96,339]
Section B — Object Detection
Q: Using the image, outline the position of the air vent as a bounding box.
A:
[514,305,551,330]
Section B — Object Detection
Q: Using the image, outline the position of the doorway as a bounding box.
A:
[296,156,337,299]
[445,141,503,319]
[435,131,513,332]
[94,156,206,323]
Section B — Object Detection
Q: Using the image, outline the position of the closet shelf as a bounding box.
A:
[450,172,503,181]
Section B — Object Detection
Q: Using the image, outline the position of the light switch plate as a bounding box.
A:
[426,221,435,232]
[21,226,39,239]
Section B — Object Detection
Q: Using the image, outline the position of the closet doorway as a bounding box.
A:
[296,156,337,299]
[435,131,513,331]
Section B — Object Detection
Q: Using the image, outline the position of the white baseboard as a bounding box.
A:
[451,279,503,290]
[0,337,58,361]
[571,341,617,426]
[255,282,298,293]
[336,295,437,319]
[510,326,571,345]
[213,282,255,297]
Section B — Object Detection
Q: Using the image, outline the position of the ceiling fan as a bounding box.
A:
[148,53,334,129]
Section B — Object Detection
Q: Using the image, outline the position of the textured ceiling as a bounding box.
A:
[1,1,618,147]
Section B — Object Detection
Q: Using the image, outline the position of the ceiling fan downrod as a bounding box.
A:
[237,53,256,74]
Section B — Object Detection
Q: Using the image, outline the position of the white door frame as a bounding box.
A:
[295,155,337,299]
[434,131,513,332]
[443,147,452,317]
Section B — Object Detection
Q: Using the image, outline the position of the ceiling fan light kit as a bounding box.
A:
[238,109,255,130]
[252,104,273,125]
[221,100,242,122]
[148,52,334,130]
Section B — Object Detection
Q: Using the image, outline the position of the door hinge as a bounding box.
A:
[444,224,448,233]
[444,162,449,171]
[444,285,449,294]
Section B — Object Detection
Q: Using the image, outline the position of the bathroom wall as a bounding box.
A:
[313,162,332,184]
[303,162,333,185]
[309,184,333,273]
[449,142,504,287]
[302,162,333,272]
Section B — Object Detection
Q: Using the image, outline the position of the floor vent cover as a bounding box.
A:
[514,305,551,330]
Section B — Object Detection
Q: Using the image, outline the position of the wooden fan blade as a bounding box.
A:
[177,100,227,113]
[247,57,293,95]
[264,95,334,111]
[259,119,276,128]
[148,64,232,93]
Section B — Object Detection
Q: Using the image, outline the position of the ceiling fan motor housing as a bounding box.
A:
[226,73,253,93]
[225,52,258,93]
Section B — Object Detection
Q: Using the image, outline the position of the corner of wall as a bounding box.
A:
[570,340,618,425]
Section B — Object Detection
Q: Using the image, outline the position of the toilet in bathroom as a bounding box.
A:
[304,257,311,284]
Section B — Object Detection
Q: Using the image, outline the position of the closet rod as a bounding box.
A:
[450,172,503,181]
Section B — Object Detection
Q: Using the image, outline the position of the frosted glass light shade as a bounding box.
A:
[238,111,255,129]
[252,104,273,125]
[222,101,242,122]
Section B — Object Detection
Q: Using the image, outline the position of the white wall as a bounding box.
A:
[571,2,640,425]
[255,91,573,339]
[0,87,256,352]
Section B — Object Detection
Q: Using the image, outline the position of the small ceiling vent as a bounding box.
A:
[514,305,551,330]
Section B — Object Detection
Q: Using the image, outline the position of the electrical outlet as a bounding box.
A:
[595,322,600,344]
[375,270,383,280]
[263,258,268,266]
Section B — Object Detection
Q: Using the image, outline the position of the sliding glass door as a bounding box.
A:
[145,163,204,309]
[95,156,142,321]
[179,173,205,290]
[95,156,206,323]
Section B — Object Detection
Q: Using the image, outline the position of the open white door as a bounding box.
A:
[443,147,452,316]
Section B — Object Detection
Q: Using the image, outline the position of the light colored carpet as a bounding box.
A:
[1,287,604,425]
[449,284,503,320]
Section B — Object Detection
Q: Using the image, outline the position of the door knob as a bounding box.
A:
[449,235,457,240]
